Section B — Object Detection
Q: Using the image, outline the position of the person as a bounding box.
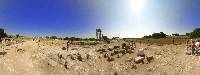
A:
[139,41,142,46]
[195,40,200,48]
[66,40,71,51]
[191,41,197,56]
[195,40,200,53]
[186,40,190,51]
[137,48,145,57]
[133,42,136,48]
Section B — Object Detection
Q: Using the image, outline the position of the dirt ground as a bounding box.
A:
[0,38,200,75]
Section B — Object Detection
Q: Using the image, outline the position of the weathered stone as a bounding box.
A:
[131,63,137,69]
[71,54,77,60]
[64,57,78,69]
[107,56,114,62]
[62,47,66,50]
[78,51,88,61]
[108,48,113,51]
[111,52,115,56]
[134,57,145,64]
[104,53,109,58]
[0,51,7,56]
[48,59,57,66]
[71,48,78,50]
[122,43,126,49]
[186,51,191,55]
[146,56,154,63]
[114,50,119,54]
[97,48,106,53]
[113,46,120,49]
[114,72,118,75]
[126,49,134,54]
[17,49,25,53]
[146,67,154,72]
[117,53,123,58]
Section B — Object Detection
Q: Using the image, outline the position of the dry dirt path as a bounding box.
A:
[0,41,44,75]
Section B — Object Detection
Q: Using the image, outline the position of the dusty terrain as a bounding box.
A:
[0,38,200,75]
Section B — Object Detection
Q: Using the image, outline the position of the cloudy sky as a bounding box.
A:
[0,0,200,38]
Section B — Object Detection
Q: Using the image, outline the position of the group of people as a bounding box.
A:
[186,39,200,56]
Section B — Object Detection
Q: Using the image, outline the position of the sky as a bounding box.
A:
[0,0,200,38]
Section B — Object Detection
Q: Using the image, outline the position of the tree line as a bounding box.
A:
[143,28,200,39]
[143,32,166,39]
[1,27,200,41]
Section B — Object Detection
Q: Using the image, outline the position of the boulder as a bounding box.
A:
[17,49,25,53]
[48,59,57,66]
[77,52,88,61]
[122,43,126,49]
[64,59,75,69]
[108,48,113,51]
[113,46,120,49]
[104,53,109,58]
[70,54,77,60]
[97,48,107,53]
[62,47,66,50]
[146,56,154,63]
[0,51,7,56]
[134,57,145,64]
[126,49,134,54]
[117,53,123,58]
[186,51,191,55]
[107,56,114,62]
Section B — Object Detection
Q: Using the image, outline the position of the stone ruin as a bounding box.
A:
[96,28,102,40]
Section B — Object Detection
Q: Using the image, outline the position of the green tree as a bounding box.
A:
[88,38,96,41]
[45,36,50,39]
[50,36,57,39]
[0,28,7,41]
[16,34,20,38]
[143,35,152,38]
[189,28,200,38]
[186,33,190,36]
[160,32,166,38]
[102,36,110,43]
[63,37,69,40]
[152,32,166,39]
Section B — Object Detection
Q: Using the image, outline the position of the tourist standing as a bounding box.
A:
[191,41,197,56]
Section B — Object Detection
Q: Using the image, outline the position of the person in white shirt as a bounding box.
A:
[195,40,200,48]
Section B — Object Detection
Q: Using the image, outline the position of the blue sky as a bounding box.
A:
[0,0,200,38]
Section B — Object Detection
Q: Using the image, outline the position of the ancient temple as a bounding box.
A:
[96,28,102,40]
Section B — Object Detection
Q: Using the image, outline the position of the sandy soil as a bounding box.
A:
[0,39,200,75]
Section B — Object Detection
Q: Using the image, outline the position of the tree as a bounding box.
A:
[88,38,96,41]
[188,28,200,38]
[0,28,7,37]
[186,33,190,36]
[0,28,7,41]
[63,37,69,40]
[160,32,166,38]
[50,36,57,39]
[102,36,110,43]
[143,35,152,38]
[45,36,50,39]
[69,37,76,41]
[152,32,166,39]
